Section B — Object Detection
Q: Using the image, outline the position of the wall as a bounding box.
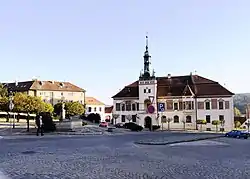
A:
[35,90,85,106]
[196,97,234,131]
[85,104,105,122]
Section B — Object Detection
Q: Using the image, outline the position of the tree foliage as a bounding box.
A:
[212,120,221,132]
[234,121,241,128]
[0,83,8,98]
[234,107,242,117]
[42,102,54,113]
[0,92,54,114]
[54,102,84,117]
[53,102,62,116]
[65,101,84,116]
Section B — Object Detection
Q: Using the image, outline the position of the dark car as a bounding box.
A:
[225,130,249,139]
[124,122,143,131]
[115,123,124,128]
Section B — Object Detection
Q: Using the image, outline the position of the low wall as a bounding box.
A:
[55,119,82,131]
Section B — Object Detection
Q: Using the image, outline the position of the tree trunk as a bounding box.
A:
[26,113,30,132]
[200,124,203,131]
[168,122,170,131]
[216,125,218,133]
[183,123,186,131]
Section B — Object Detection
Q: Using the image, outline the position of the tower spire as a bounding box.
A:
[139,33,155,80]
[146,32,149,51]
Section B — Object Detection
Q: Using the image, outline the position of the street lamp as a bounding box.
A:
[9,91,15,129]
[148,96,154,104]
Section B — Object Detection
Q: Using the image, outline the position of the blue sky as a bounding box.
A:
[0,0,249,105]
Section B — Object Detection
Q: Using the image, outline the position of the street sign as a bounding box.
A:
[9,102,14,111]
[158,103,165,112]
[147,105,155,114]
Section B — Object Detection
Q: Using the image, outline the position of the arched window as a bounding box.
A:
[174,115,179,123]
[186,115,192,123]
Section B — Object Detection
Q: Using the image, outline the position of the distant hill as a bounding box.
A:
[234,93,250,114]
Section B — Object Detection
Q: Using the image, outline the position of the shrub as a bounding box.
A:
[87,113,101,123]
[152,125,160,131]
[39,112,56,132]
[82,121,88,126]
[235,121,241,128]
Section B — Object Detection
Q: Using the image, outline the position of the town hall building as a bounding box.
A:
[112,36,234,131]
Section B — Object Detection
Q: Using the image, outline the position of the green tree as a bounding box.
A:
[197,119,207,131]
[65,101,84,117]
[0,83,8,98]
[54,102,62,116]
[13,93,45,131]
[234,120,241,129]
[212,120,221,132]
[234,107,242,117]
[42,102,54,113]
[0,97,8,112]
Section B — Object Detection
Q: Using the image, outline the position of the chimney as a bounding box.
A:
[15,81,18,86]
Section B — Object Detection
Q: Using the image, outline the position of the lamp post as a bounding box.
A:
[9,91,15,129]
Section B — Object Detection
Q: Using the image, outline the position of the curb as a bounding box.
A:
[134,135,224,145]
[55,132,103,135]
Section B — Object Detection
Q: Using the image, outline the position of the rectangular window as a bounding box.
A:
[99,107,102,112]
[115,103,120,111]
[121,104,125,111]
[94,107,96,112]
[121,115,126,122]
[205,102,210,110]
[144,89,146,93]
[206,115,211,123]
[132,115,136,122]
[126,103,131,111]
[219,101,224,110]
[88,107,91,112]
[132,103,136,111]
[219,115,224,121]
[173,103,178,110]
[148,89,151,93]
[136,103,139,111]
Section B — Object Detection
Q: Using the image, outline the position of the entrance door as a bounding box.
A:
[144,116,152,129]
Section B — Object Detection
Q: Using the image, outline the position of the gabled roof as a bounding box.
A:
[112,75,234,98]
[85,97,105,105]
[3,80,85,92]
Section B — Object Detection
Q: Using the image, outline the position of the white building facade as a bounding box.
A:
[112,37,234,131]
[85,97,105,122]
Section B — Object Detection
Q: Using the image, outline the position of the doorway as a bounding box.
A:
[144,116,152,129]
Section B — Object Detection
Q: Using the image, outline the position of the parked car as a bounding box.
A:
[225,130,249,139]
[124,122,143,131]
[99,122,108,127]
[115,123,124,128]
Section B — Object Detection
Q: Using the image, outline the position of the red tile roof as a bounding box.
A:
[105,106,113,113]
[112,75,234,98]
[4,80,85,92]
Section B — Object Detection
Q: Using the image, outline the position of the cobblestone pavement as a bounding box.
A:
[0,133,250,179]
